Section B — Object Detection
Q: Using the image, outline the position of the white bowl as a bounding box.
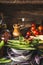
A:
[11,48,29,55]
[7,48,32,62]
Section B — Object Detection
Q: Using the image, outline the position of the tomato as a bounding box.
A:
[26,31,31,36]
[31,23,36,31]
[25,32,31,39]
[33,30,39,36]
[38,25,43,31]
[31,26,35,31]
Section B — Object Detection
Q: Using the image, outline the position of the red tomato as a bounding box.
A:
[38,25,43,31]
[33,30,39,35]
[26,31,31,36]
[31,26,35,31]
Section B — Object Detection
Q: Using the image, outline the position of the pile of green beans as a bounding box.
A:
[0,58,11,63]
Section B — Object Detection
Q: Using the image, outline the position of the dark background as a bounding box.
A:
[0,3,43,30]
